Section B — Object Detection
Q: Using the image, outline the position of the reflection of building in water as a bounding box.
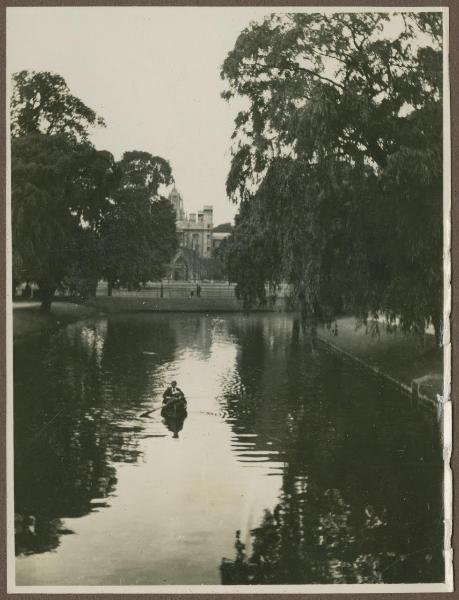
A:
[171,316,213,358]
[76,320,108,368]
[168,187,230,280]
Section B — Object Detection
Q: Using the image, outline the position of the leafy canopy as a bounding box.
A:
[11,70,105,141]
[10,71,178,306]
[221,12,443,339]
[11,134,117,298]
[100,151,177,289]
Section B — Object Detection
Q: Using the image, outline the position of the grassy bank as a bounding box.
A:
[13,302,443,405]
[318,317,443,404]
[86,295,287,312]
[13,301,99,340]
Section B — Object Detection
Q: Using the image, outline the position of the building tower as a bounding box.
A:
[169,186,184,220]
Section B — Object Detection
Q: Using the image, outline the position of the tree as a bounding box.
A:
[10,71,115,310]
[221,12,443,341]
[11,70,105,141]
[118,151,172,194]
[213,222,233,233]
[11,134,117,311]
[223,198,281,308]
[100,151,177,294]
[10,73,177,306]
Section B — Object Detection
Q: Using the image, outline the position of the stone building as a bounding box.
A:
[167,187,233,280]
[169,187,213,259]
[168,187,216,280]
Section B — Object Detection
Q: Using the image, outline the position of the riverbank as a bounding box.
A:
[13,302,443,407]
[317,317,443,408]
[86,295,287,312]
[13,301,98,340]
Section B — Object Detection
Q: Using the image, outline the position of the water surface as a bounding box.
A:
[14,313,444,585]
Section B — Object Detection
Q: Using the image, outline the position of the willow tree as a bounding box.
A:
[221,12,443,342]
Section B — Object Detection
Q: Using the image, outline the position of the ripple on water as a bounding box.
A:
[13,313,444,586]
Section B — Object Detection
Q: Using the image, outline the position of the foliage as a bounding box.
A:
[10,70,113,309]
[118,151,173,195]
[11,72,177,307]
[11,70,105,141]
[221,12,443,340]
[61,228,102,299]
[213,222,234,233]
[223,198,281,308]
[100,151,177,291]
[11,134,117,309]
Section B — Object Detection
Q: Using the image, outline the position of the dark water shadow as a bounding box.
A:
[219,316,444,584]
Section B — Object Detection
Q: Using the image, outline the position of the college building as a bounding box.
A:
[168,187,230,281]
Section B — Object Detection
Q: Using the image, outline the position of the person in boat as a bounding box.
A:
[162,382,187,439]
[162,380,186,406]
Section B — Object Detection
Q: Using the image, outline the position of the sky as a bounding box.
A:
[7,7,443,226]
[6,7,270,225]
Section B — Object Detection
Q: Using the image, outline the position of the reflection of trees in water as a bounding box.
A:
[221,315,326,457]
[221,477,385,583]
[100,315,177,413]
[222,463,443,584]
[15,514,74,557]
[14,315,177,556]
[220,315,444,584]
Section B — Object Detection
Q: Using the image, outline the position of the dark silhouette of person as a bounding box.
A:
[162,380,185,405]
[162,381,187,438]
[22,282,32,300]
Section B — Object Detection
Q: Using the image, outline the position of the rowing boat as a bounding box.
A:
[161,397,187,419]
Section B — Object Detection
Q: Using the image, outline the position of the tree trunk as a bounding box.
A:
[299,293,307,334]
[40,285,56,313]
[299,293,318,351]
[291,318,300,345]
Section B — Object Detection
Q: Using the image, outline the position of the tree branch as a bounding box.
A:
[287,63,345,90]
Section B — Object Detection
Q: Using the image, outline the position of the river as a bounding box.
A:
[13,313,444,586]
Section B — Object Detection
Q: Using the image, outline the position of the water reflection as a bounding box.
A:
[14,316,177,557]
[219,316,444,584]
[13,313,443,585]
[161,406,188,439]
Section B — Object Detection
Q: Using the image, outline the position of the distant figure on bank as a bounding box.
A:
[22,282,32,300]
[196,284,201,297]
